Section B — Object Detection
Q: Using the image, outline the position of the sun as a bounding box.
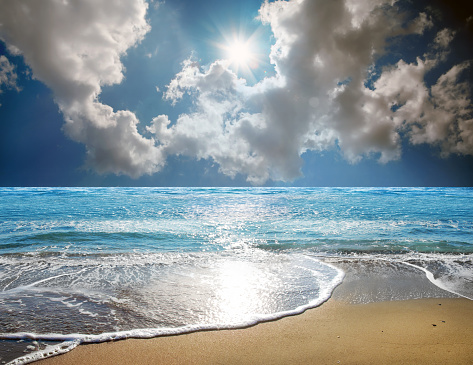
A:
[226,40,253,66]
[215,29,268,82]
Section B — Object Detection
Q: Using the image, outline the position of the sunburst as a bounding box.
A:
[226,39,254,67]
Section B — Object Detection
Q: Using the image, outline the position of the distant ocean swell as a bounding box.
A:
[0,187,472,364]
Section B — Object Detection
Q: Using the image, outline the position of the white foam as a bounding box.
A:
[2,256,345,365]
[322,251,473,300]
[6,340,80,365]
[401,259,473,300]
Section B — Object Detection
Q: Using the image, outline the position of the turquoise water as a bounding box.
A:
[3,187,472,254]
[0,187,472,363]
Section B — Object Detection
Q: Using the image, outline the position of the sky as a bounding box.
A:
[0,0,472,187]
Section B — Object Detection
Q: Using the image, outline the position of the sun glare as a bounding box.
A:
[227,40,253,66]
[215,28,270,82]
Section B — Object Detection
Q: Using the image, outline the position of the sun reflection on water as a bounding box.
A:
[207,259,280,324]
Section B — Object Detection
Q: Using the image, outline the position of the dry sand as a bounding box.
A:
[37,297,473,365]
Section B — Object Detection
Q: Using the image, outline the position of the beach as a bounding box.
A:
[36,263,473,365]
[36,297,473,365]
[2,188,472,364]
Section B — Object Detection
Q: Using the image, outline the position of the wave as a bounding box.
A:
[0,251,344,364]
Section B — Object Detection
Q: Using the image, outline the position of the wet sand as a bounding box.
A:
[33,260,473,365]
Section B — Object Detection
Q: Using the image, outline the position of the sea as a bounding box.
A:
[0,187,472,364]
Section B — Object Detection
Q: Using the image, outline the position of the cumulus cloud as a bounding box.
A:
[407,61,473,155]
[0,0,163,177]
[435,28,456,48]
[149,0,461,182]
[150,0,472,183]
[153,0,405,182]
[0,55,20,93]
[156,60,271,183]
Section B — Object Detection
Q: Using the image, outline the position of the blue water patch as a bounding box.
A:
[1,187,473,254]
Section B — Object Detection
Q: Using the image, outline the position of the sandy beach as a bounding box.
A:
[34,260,473,365]
[36,295,473,365]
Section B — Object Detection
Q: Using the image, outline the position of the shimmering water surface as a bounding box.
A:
[0,187,472,364]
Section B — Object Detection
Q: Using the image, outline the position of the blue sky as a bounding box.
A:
[0,0,472,186]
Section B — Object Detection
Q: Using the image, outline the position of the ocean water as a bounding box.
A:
[0,187,472,364]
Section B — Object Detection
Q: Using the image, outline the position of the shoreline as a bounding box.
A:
[34,260,473,365]
[36,297,473,365]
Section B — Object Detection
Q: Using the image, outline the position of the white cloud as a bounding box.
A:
[409,12,434,34]
[367,55,473,158]
[0,55,20,93]
[410,62,473,155]
[153,0,472,183]
[434,28,456,48]
[0,0,163,177]
[152,0,434,182]
[155,60,272,183]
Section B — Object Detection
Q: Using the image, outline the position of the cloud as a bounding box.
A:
[155,0,404,182]
[0,0,163,177]
[406,61,473,155]
[156,60,271,183]
[152,0,469,183]
[152,0,473,183]
[0,55,20,94]
[434,28,456,48]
